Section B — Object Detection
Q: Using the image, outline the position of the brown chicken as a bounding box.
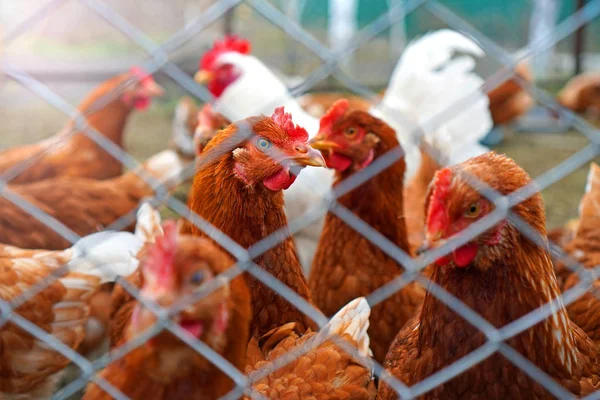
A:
[85,221,251,400]
[0,230,141,398]
[553,162,600,344]
[404,147,443,253]
[74,203,164,357]
[186,107,326,338]
[0,67,164,184]
[487,63,534,125]
[297,92,373,118]
[246,297,376,399]
[308,100,425,363]
[379,152,600,399]
[558,72,600,118]
[0,149,182,250]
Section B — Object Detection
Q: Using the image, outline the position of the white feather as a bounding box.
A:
[67,231,142,284]
[212,52,320,136]
[319,297,372,358]
[372,29,493,181]
[135,202,163,243]
[143,150,185,185]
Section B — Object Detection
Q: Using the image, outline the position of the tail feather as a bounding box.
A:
[135,202,163,243]
[375,29,493,179]
[67,231,142,284]
[319,297,372,358]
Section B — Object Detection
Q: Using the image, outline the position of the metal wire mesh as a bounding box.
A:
[1,0,600,399]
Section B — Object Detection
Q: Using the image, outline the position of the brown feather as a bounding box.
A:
[185,117,316,337]
[245,300,375,400]
[0,73,143,184]
[94,235,251,400]
[555,162,600,344]
[0,151,178,250]
[310,111,425,363]
[0,248,103,397]
[379,153,600,399]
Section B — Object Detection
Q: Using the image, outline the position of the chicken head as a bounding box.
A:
[122,66,164,110]
[420,152,545,270]
[212,106,326,191]
[309,99,384,173]
[129,221,234,353]
[194,35,251,97]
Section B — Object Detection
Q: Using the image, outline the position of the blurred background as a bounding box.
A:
[1,0,598,228]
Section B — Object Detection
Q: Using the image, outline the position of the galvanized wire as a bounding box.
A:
[0,0,599,399]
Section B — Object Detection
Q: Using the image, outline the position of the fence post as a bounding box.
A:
[574,0,586,75]
[223,7,235,35]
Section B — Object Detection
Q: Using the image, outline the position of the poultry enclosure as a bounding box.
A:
[1,0,600,399]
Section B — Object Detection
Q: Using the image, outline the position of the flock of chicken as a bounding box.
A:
[2,29,600,399]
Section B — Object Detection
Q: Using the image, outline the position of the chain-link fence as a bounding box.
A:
[1,0,600,399]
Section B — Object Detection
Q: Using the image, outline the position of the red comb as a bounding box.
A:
[272,106,309,143]
[426,168,453,236]
[129,66,153,84]
[144,220,178,288]
[200,35,252,70]
[319,99,350,137]
[198,104,216,128]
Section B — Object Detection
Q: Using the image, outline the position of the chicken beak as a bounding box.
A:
[291,146,327,168]
[416,241,431,256]
[308,136,342,151]
[144,81,165,97]
[194,70,214,84]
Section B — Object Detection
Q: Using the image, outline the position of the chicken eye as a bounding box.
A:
[189,271,205,285]
[465,202,482,218]
[219,124,227,130]
[256,138,273,151]
[344,127,357,137]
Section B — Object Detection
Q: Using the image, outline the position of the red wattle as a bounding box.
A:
[435,254,453,266]
[263,169,296,191]
[327,153,353,172]
[180,320,204,338]
[435,243,479,268]
[453,243,479,267]
[134,96,151,110]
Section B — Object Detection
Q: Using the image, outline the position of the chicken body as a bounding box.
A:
[184,112,324,337]
[379,153,600,399]
[0,69,163,184]
[558,72,600,117]
[554,162,600,344]
[246,298,375,399]
[309,105,425,362]
[88,227,251,400]
[0,231,141,398]
[487,63,534,125]
[0,150,182,250]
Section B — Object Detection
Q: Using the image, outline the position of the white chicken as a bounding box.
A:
[194,31,493,269]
